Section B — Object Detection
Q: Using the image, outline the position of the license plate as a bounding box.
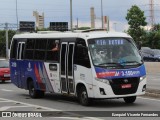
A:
[4,74,10,77]
[121,84,131,89]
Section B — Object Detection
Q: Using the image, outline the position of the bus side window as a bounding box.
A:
[46,39,60,62]
[10,39,18,59]
[74,39,91,68]
[34,39,47,61]
[25,39,35,60]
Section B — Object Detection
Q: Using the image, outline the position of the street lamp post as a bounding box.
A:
[70,0,73,31]
[101,0,104,29]
[16,0,18,29]
[5,23,8,59]
[114,23,117,31]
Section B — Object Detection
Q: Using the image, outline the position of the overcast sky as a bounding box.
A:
[0,0,160,31]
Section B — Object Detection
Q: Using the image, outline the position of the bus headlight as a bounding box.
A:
[140,75,146,82]
[95,78,110,85]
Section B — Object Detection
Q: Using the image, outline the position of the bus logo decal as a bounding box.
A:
[27,62,32,71]
[123,79,128,83]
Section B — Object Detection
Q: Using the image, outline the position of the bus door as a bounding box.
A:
[16,42,25,87]
[60,42,75,94]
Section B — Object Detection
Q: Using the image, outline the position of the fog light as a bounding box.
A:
[99,88,106,95]
[142,85,146,92]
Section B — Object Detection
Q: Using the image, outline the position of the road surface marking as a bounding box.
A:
[0,106,32,111]
[0,97,60,111]
[0,89,13,92]
[0,101,12,103]
[0,98,103,120]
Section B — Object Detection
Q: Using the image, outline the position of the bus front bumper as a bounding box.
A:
[90,77,146,99]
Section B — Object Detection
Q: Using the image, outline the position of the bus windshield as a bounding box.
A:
[88,38,143,67]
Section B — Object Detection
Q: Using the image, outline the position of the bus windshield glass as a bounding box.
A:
[88,38,142,67]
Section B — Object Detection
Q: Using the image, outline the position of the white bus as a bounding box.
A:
[10,30,146,106]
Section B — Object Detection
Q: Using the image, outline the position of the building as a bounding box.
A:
[33,11,44,29]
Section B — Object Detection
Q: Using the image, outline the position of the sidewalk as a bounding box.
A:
[144,62,160,98]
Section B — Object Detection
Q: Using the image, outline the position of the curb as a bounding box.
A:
[143,89,160,98]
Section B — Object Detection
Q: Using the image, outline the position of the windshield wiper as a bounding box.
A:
[98,61,142,67]
[120,61,143,65]
[98,62,124,67]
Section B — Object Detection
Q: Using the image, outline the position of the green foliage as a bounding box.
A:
[77,27,91,30]
[0,30,16,43]
[36,27,50,31]
[145,30,160,49]
[126,5,147,44]
[151,24,160,31]
[0,30,16,57]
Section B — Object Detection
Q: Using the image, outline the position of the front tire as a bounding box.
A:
[123,96,136,103]
[78,86,91,106]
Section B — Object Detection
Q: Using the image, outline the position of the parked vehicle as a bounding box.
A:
[0,59,10,82]
[152,49,160,62]
[140,47,157,62]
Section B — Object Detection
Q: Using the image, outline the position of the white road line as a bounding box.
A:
[0,106,32,111]
[138,97,160,102]
[0,89,13,92]
[0,101,12,103]
[0,98,60,111]
[0,98,103,120]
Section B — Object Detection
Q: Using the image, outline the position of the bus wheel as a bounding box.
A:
[78,86,90,106]
[123,96,136,103]
[38,90,45,98]
[28,81,40,98]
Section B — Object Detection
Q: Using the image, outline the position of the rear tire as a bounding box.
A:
[78,86,91,106]
[28,81,44,98]
[123,96,136,103]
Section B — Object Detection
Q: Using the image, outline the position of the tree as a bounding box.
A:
[126,5,147,44]
[78,27,90,30]
[144,24,160,49]
[0,30,16,57]
[151,24,160,31]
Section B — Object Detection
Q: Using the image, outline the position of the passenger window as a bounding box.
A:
[26,39,35,49]
[25,39,35,59]
[34,39,47,60]
[35,39,47,49]
[46,39,60,62]
[10,39,18,59]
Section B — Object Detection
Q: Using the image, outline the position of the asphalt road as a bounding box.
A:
[0,76,160,120]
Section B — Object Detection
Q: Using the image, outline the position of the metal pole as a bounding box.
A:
[77,18,78,30]
[70,0,73,31]
[101,0,104,29]
[16,0,18,29]
[5,23,9,59]
[114,23,117,31]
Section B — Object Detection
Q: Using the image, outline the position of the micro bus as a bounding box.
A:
[10,30,146,106]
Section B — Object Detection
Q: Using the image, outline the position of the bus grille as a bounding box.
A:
[109,77,140,95]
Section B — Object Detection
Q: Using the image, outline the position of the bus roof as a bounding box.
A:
[13,31,132,40]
